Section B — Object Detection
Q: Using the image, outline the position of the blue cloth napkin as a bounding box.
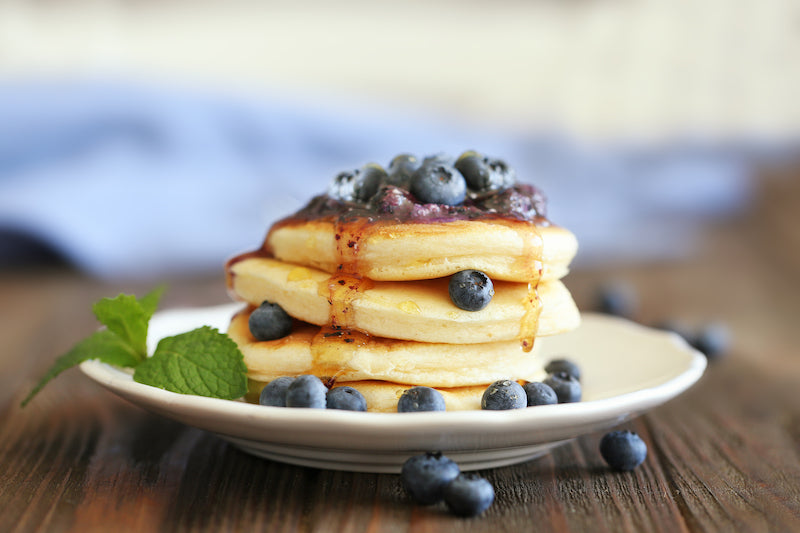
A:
[0,81,756,279]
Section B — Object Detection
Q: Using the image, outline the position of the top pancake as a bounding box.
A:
[265,217,577,283]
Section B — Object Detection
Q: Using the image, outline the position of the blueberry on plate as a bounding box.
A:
[285,375,328,408]
[410,163,466,206]
[454,152,516,192]
[449,270,494,311]
[400,452,460,505]
[599,430,647,471]
[544,358,581,381]
[443,473,495,517]
[481,380,526,410]
[326,386,367,411]
[397,386,446,412]
[258,376,295,407]
[249,301,293,341]
[522,381,558,406]
[543,372,582,403]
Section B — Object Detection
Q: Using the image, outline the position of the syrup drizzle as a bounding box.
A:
[519,279,543,352]
[310,214,377,384]
[492,219,544,352]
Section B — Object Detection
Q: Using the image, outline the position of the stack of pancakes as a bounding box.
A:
[226,158,580,412]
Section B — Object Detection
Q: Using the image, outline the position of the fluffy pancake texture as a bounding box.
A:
[228,257,580,344]
[266,218,577,283]
[230,309,544,387]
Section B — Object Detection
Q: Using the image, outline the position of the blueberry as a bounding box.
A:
[454,152,516,192]
[410,164,466,206]
[249,301,293,341]
[481,380,526,410]
[543,372,582,403]
[544,358,581,381]
[599,430,647,471]
[397,386,446,412]
[258,376,295,407]
[328,170,360,202]
[655,319,695,344]
[328,164,386,203]
[326,386,367,411]
[522,381,558,406]
[693,321,731,361]
[421,153,455,168]
[597,281,638,318]
[387,153,420,188]
[285,375,328,408]
[448,270,494,311]
[400,452,460,505]
[443,473,495,517]
[358,164,388,201]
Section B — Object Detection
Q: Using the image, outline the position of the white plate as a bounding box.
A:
[80,304,706,473]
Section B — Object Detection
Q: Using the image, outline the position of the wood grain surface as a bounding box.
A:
[2,169,800,532]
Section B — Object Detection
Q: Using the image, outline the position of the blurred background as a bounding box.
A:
[1,0,799,365]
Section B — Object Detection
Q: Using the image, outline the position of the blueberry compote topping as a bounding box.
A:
[290,151,549,225]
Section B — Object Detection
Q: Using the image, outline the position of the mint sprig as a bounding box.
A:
[134,326,248,398]
[22,288,247,406]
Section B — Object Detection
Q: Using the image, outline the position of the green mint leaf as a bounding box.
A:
[21,329,139,407]
[133,326,248,400]
[92,287,163,360]
[138,285,165,318]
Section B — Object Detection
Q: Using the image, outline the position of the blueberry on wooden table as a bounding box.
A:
[599,430,648,471]
[443,473,495,517]
[693,321,731,361]
[400,452,460,505]
[654,319,695,344]
[657,319,731,361]
[596,281,639,318]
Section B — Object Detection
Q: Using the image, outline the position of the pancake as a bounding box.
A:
[246,378,545,413]
[265,218,577,283]
[229,309,544,388]
[228,256,580,345]
[229,151,580,412]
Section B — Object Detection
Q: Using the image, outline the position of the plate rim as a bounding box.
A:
[79,310,707,433]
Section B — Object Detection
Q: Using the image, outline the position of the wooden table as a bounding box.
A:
[2,170,799,532]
